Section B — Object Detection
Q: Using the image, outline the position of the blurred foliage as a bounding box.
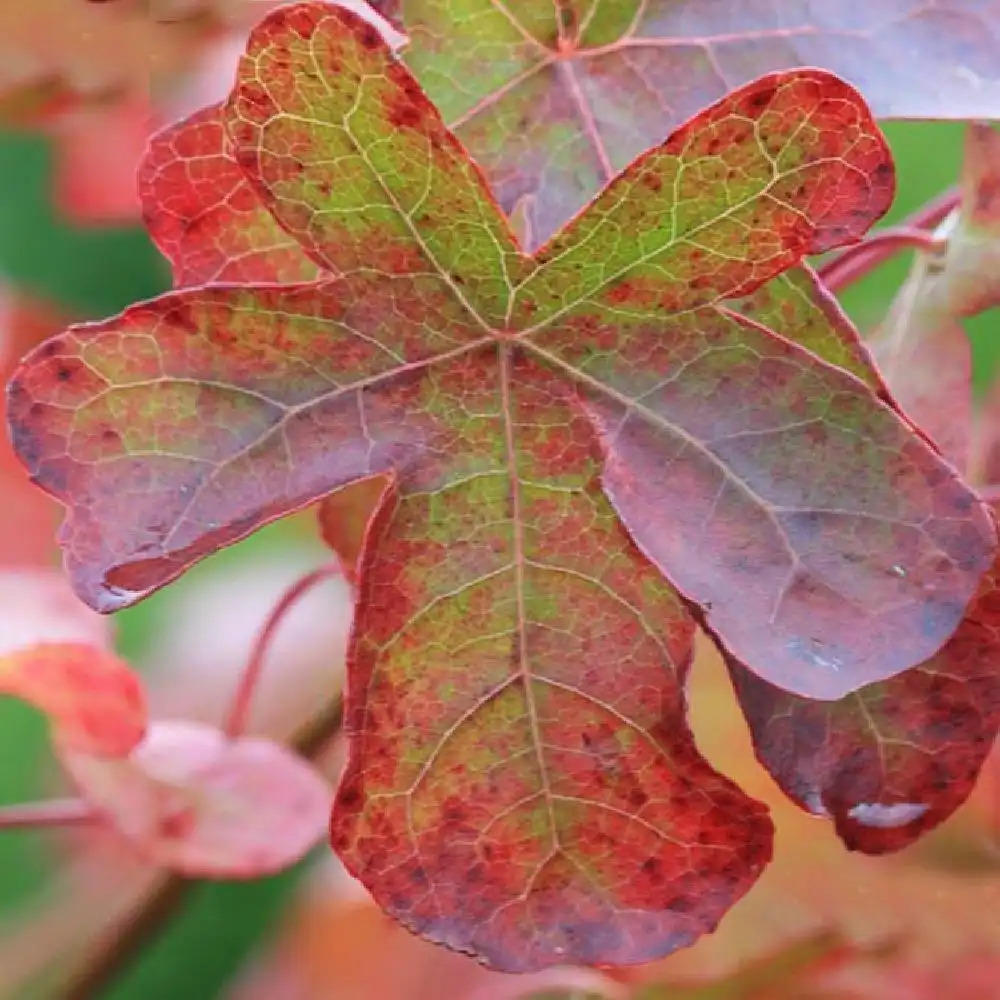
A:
[0,130,167,316]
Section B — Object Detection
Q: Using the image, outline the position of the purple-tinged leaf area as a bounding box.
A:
[385,0,1000,250]
[727,549,1000,854]
[139,104,324,287]
[7,275,486,610]
[738,265,885,395]
[551,301,993,699]
[331,353,773,972]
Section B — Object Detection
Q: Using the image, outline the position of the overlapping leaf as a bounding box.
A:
[139,103,325,286]
[725,124,1000,854]
[6,0,997,970]
[867,124,1000,469]
[375,0,1000,249]
[727,550,1000,853]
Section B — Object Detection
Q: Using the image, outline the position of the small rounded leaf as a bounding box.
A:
[62,720,331,877]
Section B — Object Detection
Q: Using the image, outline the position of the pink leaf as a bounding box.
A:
[62,720,331,877]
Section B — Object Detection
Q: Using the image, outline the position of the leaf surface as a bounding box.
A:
[330,353,772,971]
[0,642,145,756]
[727,546,1000,853]
[379,0,1000,249]
[6,1,998,968]
[139,103,325,287]
[63,719,331,877]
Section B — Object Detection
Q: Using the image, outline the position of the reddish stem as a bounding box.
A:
[819,227,947,293]
[0,797,97,830]
[223,562,341,739]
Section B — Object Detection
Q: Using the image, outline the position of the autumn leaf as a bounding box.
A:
[6,1,997,970]
[0,642,145,756]
[375,0,1000,250]
[726,544,1000,853]
[139,102,325,285]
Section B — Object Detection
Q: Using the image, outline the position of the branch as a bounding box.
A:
[224,562,341,738]
[0,798,97,830]
[818,227,946,293]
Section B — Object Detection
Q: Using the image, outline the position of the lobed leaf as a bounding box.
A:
[226,3,523,323]
[7,275,485,610]
[331,354,772,971]
[555,299,992,698]
[727,549,1000,853]
[380,0,1000,249]
[0,642,146,756]
[7,1,999,968]
[63,719,331,877]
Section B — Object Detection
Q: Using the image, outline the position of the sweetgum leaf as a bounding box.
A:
[5,1,998,968]
[63,719,331,877]
[727,547,1000,854]
[0,642,146,756]
[380,0,1000,249]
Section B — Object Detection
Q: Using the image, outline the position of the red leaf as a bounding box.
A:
[384,0,1000,249]
[331,357,772,971]
[62,719,331,877]
[0,642,146,756]
[139,103,325,286]
[726,550,1000,853]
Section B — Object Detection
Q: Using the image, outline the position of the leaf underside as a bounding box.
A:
[5,1,998,971]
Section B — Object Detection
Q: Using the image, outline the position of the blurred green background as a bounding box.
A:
[0,118,996,998]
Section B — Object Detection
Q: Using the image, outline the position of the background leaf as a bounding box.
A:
[383,0,1000,249]
[0,643,145,756]
[62,720,331,877]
